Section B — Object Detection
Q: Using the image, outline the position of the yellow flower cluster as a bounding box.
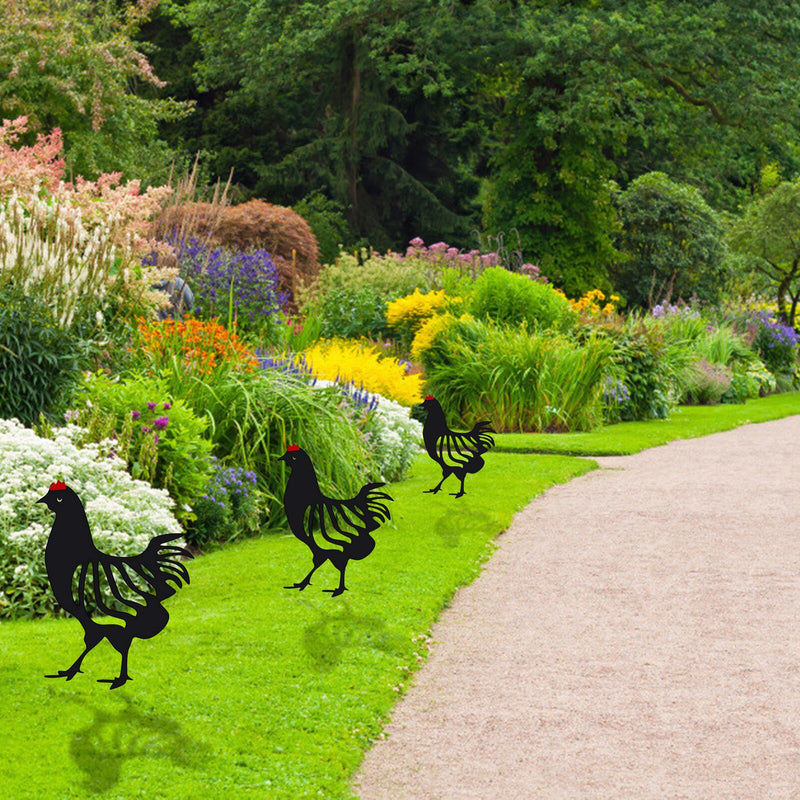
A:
[300,338,424,406]
[410,313,455,361]
[570,289,620,316]
[386,288,447,339]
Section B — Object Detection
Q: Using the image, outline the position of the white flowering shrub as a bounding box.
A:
[312,380,423,483]
[0,418,181,619]
[366,394,424,483]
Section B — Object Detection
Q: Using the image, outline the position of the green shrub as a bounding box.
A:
[0,286,83,425]
[421,316,612,432]
[613,172,726,309]
[612,318,692,420]
[293,193,359,264]
[318,285,389,339]
[69,373,214,526]
[301,249,427,311]
[300,249,430,340]
[468,267,576,331]
[730,359,776,399]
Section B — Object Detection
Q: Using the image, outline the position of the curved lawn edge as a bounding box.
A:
[0,452,595,800]
[493,391,800,456]
[3,395,798,799]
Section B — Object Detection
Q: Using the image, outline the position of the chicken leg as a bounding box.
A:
[45,626,103,681]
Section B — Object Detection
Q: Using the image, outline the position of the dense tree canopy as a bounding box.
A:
[8,0,800,296]
[146,0,505,249]
[727,180,800,326]
[613,172,726,309]
[0,0,191,179]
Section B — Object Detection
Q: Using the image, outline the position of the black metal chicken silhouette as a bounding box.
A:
[421,395,495,497]
[38,481,192,689]
[278,445,392,596]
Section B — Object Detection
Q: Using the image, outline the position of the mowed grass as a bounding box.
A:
[493,392,800,455]
[3,394,799,799]
[0,452,594,800]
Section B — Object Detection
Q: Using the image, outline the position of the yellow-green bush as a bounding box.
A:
[386,288,447,347]
[411,313,457,361]
[300,338,424,406]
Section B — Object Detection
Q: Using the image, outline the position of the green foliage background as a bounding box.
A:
[8,0,800,295]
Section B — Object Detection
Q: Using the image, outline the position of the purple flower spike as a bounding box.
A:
[163,401,172,410]
[153,417,169,431]
[147,402,157,411]
[131,410,141,420]
[141,425,152,433]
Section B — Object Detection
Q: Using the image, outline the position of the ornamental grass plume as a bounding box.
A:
[0,191,175,328]
[299,338,424,406]
[0,117,175,328]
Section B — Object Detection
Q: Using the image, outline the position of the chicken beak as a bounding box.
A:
[275,453,287,462]
[36,495,47,504]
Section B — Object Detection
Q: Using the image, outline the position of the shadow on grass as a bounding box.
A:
[69,695,208,794]
[433,507,496,548]
[302,601,406,672]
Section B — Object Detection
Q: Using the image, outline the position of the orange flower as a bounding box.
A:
[136,317,258,376]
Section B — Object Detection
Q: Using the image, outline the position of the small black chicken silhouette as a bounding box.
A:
[421,395,495,497]
[38,481,192,689]
[277,445,392,596]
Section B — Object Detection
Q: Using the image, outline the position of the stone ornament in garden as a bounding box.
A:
[278,444,393,597]
[421,395,495,498]
[38,482,192,690]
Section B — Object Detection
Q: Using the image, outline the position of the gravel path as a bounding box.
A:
[353,416,800,799]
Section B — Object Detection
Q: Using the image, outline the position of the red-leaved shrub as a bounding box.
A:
[159,199,320,301]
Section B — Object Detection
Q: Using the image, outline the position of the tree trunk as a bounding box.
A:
[345,30,362,230]
[776,259,798,325]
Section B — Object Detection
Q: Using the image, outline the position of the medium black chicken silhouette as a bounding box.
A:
[421,395,495,497]
[278,445,392,596]
[38,481,192,689]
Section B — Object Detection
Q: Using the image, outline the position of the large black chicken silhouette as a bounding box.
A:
[38,481,192,689]
[421,395,495,497]
[278,445,392,596]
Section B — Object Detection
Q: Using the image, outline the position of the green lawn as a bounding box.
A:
[0,453,594,800]
[494,392,800,455]
[1,394,798,799]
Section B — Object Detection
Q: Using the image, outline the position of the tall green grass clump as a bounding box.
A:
[129,318,375,532]
[164,368,373,526]
[421,316,612,432]
[468,267,577,331]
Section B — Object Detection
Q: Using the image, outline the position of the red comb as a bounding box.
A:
[50,481,67,491]
[424,395,434,401]
[287,444,300,452]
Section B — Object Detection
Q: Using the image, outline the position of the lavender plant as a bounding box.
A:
[186,457,260,549]
[147,237,287,339]
[753,312,799,374]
